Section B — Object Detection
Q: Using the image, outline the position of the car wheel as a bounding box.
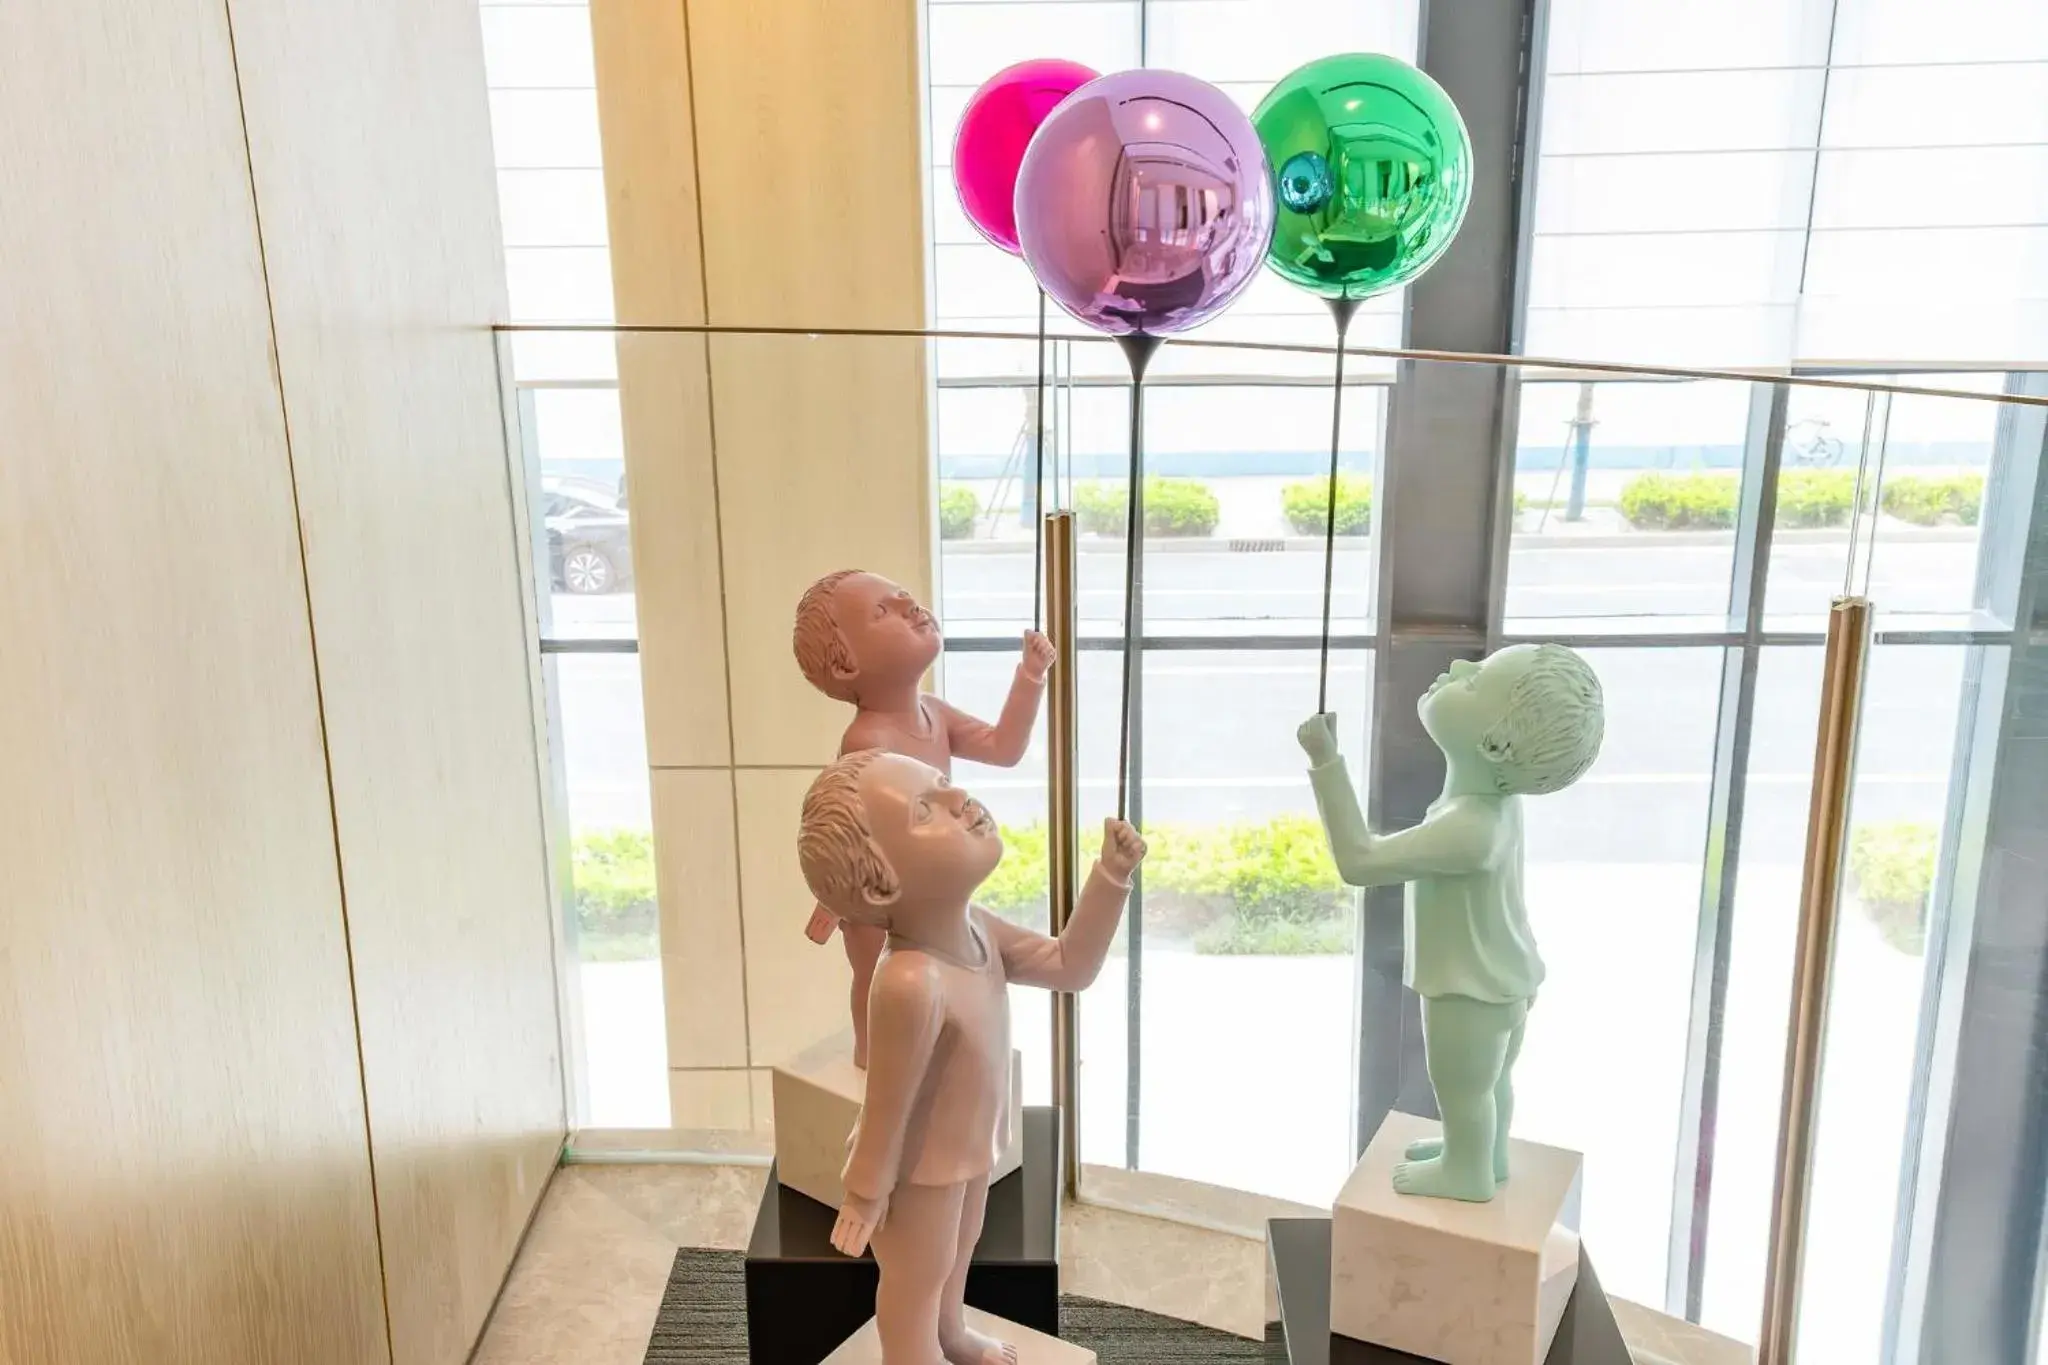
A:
[562,545,616,595]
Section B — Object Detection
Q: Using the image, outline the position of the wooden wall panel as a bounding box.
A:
[225,1,566,1362]
[0,3,389,1364]
[592,0,732,770]
[711,333,934,768]
[591,0,934,1112]
[686,0,927,330]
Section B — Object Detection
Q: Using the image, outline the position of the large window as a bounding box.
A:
[483,0,660,1128]
[485,0,2048,1351]
[916,4,2048,1353]
[1528,0,2048,369]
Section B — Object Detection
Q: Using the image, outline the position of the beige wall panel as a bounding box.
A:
[590,0,708,327]
[0,4,388,1363]
[591,3,732,766]
[734,768,854,1067]
[686,0,926,329]
[713,335,934,768]
[226,1,564,1361]
[653,769,750,1068]
[614,335,732,766]
[668,1069,756,1131]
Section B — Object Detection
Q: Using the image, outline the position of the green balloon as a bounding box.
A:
[1253,53,1473,302]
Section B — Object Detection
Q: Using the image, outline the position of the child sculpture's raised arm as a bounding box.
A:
[793,569,1053,1068]
[1298,644,1604,1203]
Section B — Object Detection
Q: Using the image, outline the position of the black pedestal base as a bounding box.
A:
[1267,1217,1634,1365]
[743,1107,1062,1365]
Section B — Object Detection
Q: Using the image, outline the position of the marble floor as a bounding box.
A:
[470,1161,1746,1365]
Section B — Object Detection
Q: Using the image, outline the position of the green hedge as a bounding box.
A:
[1618,472,1740,530]
[1882,473,1983,527]
[572,829,660,960]
[1775,470,1858,529]
[1616,470,1861,530]
[938,485,980,540]
[978,814,1350,955]
[1280,475,1373,536]
[1848,821,1936,955]
[1073,478,1221,537]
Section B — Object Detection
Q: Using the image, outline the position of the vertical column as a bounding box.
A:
[1891,375,2048,1362]
[592,0,932,1130]
[1360,0,1546,1146]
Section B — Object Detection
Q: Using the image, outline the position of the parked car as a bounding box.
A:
[542,481,634,595]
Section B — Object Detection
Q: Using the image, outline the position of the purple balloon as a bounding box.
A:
[1015,69,1274,336]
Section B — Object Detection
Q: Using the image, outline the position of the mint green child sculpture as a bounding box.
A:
[1299,644,1604,1203]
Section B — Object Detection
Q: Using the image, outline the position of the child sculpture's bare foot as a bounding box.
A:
[1392,1153,1498,1203]
[1404,1135,1509,1184]
[941,1322,1018,1365]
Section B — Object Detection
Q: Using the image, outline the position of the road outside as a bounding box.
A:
[554,504,1982,1362]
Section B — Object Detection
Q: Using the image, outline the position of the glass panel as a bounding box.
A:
[1700,645,1818,1340]
[504,246,614,321]
[1122,647,1371,1203]
[553,652,669,1128]
[478,5,597,88]
[1765,376,2002,631]
[518,384,637,641]
[1701,645,1968,1352]
[935,368,1384,639]
[1802,645,1966,1358]
[1865,379,2004,626]
[1504,379,1750,628]
[1511,646,1720,1310]
[1531,0,2048,368]
[497,169,610,247]
[487,89,604,169]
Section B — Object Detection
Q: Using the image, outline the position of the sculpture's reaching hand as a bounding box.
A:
[1099,818,1147,883]
[1297,712,1342,766]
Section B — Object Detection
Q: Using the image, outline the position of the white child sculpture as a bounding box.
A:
[795,569,1055,1069]
[797,749,1144,1365]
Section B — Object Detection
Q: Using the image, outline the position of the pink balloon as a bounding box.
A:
[953,59,1100,255]
[1015,69,1274,336]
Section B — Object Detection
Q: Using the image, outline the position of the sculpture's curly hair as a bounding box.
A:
[797,749,899,927]
[1477,645,1605,796]
[792,569,864,703]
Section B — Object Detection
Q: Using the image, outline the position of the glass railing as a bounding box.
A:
[496,324,2048,1359]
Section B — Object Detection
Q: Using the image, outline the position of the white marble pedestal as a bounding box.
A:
[821,1308,1094,1364]
[1331,1110,1583,1365]
[770,1031,1024,1210]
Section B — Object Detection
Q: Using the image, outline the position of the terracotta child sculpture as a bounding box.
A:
[798,749,1144,1365]
[1298,644,1604,1203]
[794,569,1056,1068]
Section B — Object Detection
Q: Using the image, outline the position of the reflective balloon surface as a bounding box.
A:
[953,58,1099,254]
[1014,68,1274,335]
[1253,53,1472,300]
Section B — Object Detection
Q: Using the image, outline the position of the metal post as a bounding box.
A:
[1044,510,1081,1199]
[1759,594,1872,1365]
[1564,381,1594,522]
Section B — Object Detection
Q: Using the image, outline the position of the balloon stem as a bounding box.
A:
[1115,331,1163,386]
[1113,332,1159,825]
[1317,300,1357,718]
[1033,289,1048,633]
